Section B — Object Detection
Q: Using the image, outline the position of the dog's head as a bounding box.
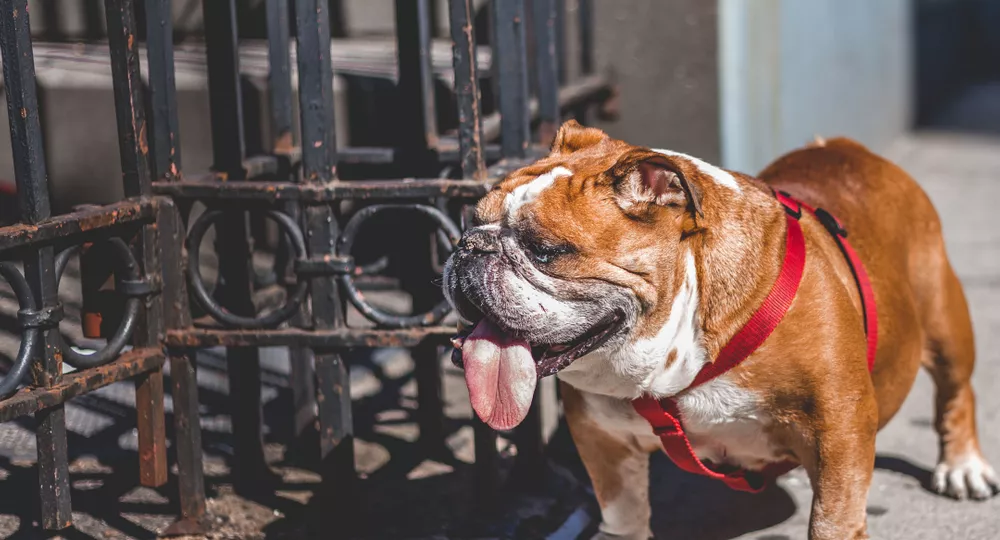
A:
[443,121,740,429]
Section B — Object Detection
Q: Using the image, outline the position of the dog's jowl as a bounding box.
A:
[443,120,998,540]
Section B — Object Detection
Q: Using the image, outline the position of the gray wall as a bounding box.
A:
[719,0,912,174]
[589,0,722,163]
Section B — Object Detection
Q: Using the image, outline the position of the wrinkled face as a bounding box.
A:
[442,121,710,429]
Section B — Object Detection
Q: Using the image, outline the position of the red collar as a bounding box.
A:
[632,191,877,493]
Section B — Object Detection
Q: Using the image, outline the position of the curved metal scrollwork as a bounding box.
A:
[187,209,308,328]
[336,204,461,328]
[54,237,148,369]
[0,263,42,399]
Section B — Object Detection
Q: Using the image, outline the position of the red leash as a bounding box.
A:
[632,191,877,493]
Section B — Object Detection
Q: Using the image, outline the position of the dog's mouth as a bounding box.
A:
[449,310,624,431]
[450,310,624,376]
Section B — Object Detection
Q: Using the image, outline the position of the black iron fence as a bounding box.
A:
[0,0,613,534]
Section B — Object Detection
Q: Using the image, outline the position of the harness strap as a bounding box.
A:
[632,191,877,493]
[776,192,878,371]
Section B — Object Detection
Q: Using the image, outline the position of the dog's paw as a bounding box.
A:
[932,451,1000,500]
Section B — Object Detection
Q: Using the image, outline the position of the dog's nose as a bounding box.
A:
[459,228,501,254]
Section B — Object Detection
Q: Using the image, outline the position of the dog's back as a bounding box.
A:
[756,138,975,433]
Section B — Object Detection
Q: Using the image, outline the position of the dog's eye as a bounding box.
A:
[525,242,571,264]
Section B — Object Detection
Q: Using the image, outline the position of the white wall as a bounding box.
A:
[719,0,912,174]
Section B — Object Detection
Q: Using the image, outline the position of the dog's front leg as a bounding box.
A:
[803,387,879,540]
[562,383,652,540]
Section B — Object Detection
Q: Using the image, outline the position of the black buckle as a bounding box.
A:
[776,191,802,219]
[744,470,767,491]
[814,208,847,238]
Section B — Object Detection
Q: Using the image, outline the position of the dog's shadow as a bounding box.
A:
[642,454,935,539]
[550,423,943,539]
[645,452,798,540]
[547,425,797,540]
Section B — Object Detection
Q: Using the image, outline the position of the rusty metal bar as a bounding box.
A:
[395,0,439,158]
[164,327,455,348]
[0,198,156,254]
[448,0,486,180]
[105,0,168,490]
[0,0,72,528]
[532,0,560,146]
[134,368,168,486]
[493,0,531,158]
[144,0,182,180]
[295,0,356,527]
[157,197,207,531]
[0,348,165,423]
[105,0,151,197]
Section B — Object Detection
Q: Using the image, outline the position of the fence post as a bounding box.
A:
[144,0,208,531]
[0,0,73,529]
[294,0,357,531]
[104,0,169,490]
[202,0,277,494]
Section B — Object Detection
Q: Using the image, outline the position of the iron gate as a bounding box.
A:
[0,0,613,534]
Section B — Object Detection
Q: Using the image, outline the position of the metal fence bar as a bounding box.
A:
[395,0,439,157]
[203,0,246,179]
[160,195,208,534]
[0,0,72,528]
[492,0,530,158]
[579,0,593,76]
[533,0,560,146]
[268,0,317,455]
[105,0,151,197]
[142,0,207,523]
[448,0,485,180]
[492,0,549,484]
[105,0,168,489]
[145,0,182,180]
[555,0,567,84]
[202,0,274,494]
[396,0,446,455]
[266,0,294,153]
[294,0,356,528]
[447,0,499,506]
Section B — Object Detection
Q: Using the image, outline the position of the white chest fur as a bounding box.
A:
[570,376,782,471]
[673,376,782,469]
[556,249,781,470]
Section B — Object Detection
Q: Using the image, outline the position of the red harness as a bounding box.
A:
[632,191,878,493]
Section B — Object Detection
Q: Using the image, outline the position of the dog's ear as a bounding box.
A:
[613,153,704,217]
[551,120,609,154]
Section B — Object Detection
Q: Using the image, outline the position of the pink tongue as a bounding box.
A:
[462,319,537,431]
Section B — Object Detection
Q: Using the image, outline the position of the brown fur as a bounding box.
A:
[481,122,990,539]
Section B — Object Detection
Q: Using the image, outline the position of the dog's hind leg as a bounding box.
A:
[921,261,998,500]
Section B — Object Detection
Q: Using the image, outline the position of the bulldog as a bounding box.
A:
[442,120,998,539]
